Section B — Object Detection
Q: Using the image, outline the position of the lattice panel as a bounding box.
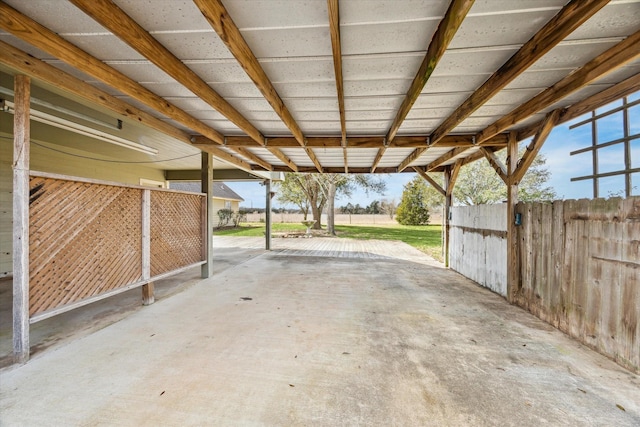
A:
[29,177,143,316]
[150,191,204,276]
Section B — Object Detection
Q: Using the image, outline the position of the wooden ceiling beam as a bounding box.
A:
[0,41,188,144]
[428,0,609,147]
[512,109,560,184]
[426,147,469,172]
[397,147,427,172]
[0,42,252,169]
[268,148,299,173]
[477,29,640,144]
[327,0,347,148]
[385,0,475,144]
[0,2,226,145]
[69,0,264,146]
[305,148,324,173]
[223,134,507,148]
[480,147,508,184]
[370,147,386,173]
[232,147,273,171]
[413,167,445,196]
[517,72,640,141]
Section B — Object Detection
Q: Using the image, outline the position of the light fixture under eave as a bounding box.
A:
[1,100,158,155]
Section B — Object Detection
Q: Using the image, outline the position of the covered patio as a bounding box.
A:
[1,237,639,425]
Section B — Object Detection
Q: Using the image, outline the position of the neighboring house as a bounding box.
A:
[170,182,244,227]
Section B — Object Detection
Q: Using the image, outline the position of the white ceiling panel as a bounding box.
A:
[223,0,329,28]
[343,54,423,80]
[63,35,146,61]
[274,81,338,98]
[433,48,518,76]
[565,1,640,41]
[341,20,438,56]
[187,61,253,84]
[340,1,448,24]
[413,92,473,108]
[344,96,403,111]
[153,32,233,60]
[421,74,490,94]
[261,60,336,83]
[344,148,380,167]
[530,40,621,71]
[504,69,575,91]
[449,7,561,49]
[115,0,211,32]
[101,62,176,84]
[242,27,333,59]
[344,79,411,97]
[4,0,107,34]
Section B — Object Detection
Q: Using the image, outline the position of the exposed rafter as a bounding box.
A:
[327,0,348,174]
[426,147,469,172]
[385,0,475,144]
[187,134,508,148]
[194,0,326,172]
[428,0,609,146]
[512,109,561,184]
[481,147,508,184]
[229,148,272,171]
[327,0,347,146]
[477,29,640,144]
[69,0,265,145]
[0,2,226,145]
[268,148,299,173]
[370,147,386,173]
[517,72,640,142]
[0,41,252,169]
[413,167,445,196]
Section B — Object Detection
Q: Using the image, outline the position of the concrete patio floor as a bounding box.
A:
[1,236,639,426]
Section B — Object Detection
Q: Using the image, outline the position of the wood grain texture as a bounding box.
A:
[385,0,474,143]
[481,147,508,184]
[512,109,560,184]
[69,0,264,145]
[12,74,30,363]
[327,0,347,146]
[0,3,225,145]
[429,0,609,146]
[370,147,386,173]
[413,167,445,196]
[478,30,640,143]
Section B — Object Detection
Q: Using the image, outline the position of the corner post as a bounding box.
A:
[13,75,30,364]
[201,151,214,278]
[506,131,519,303]
[265,179,272,250]
[141,189,154,305]
[443,167,452,267]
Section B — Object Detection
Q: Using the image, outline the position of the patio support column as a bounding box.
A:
[506,132,520,304]
[265,179,272,250]
[141,189,154,305]
[13,74,30,364]
[201,151,214,278]
[442,161,461,268]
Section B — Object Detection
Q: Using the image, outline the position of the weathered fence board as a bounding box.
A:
[450,204,507,296]
[514,197,639,372]
[450,197,639,373]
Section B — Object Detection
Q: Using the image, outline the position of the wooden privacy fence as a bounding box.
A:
[449,197,640,373]
[514,197,639,373]
[28,172,206,322]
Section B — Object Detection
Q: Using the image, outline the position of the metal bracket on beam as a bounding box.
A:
[471,136,477,145]
[426,136,431,146]
[383,137,389,148]
[223,136,228,146]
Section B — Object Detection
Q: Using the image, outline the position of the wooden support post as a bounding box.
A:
[201,152,214,278]
[443,161,462,267]
[506,131,519,304]
[12,75,30,364]
[265,179,272,250]
[141,189,154,305]
[142,283,155,306]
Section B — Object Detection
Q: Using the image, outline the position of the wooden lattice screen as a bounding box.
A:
[28,173,206,321]
[150,191,204,276]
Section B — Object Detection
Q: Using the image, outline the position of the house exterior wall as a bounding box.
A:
[212,198,240,228]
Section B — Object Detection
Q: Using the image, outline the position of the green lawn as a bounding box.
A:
[214,222,443,262]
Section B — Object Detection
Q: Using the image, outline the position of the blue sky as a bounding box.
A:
[228,94,639,209]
